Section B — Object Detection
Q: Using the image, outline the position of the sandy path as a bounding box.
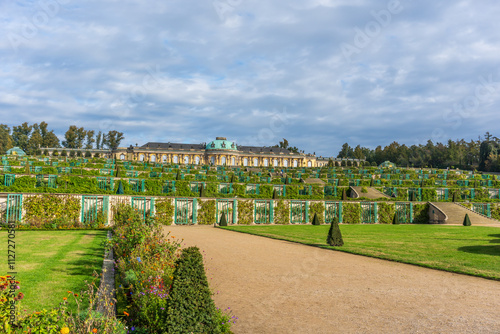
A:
[165,225,500,334]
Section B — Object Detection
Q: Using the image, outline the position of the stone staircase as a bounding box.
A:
[430,202,500,226]
[350,186,390,200]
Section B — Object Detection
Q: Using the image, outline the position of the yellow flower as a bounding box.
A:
[60,327,70,334]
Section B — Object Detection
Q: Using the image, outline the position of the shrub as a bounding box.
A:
[361,186,368,193]
[312,212,320,225]
[165,247,218,333]
[61,150,67,157]
[463,213,471,226]
[327,217,343,246]
[220,212,228,226]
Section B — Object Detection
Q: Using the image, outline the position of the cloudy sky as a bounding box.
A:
[2,0,500,156]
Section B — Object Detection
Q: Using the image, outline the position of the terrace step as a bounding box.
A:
[351,186,390,199]
[431,202,500,226]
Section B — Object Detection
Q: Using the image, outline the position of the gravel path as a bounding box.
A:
[165,225,500,334]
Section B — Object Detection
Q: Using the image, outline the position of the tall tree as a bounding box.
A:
[0,124,13,154]
[85,130,95,149]
[96,131,102,150]
[103,130,124,150]
[63,125,86,149]
[26,124,43,154]
[12,122,33,151]
[337,143,353,159]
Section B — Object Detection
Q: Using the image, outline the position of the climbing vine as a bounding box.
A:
[197,199,216,225]
[237,200,253,225]
[342,202,361,224]
[308,201,325,224]
[377,202,394,224]
[273,200,290,225]
[155,198,174,225]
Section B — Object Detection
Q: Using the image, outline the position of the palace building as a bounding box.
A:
[42,137,365,167]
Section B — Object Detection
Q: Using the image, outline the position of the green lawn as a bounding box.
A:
[0,230,107,313]
[221,224,500,280]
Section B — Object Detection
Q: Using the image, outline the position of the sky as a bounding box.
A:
[1,0,500,157]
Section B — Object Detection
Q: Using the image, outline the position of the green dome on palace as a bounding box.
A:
[205,137,237,150]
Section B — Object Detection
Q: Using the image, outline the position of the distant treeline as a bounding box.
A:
[0,122,124,155]
[335,132,500,172]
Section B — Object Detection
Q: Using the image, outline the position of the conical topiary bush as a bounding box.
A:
[326,216,343,246]
[463,213,471,226]
[219,212,228,226]
[199,184,205,197]
[342,188,347,201]
[312,212,320,225]
[392,213,399,225]
[116,180,124,194]
[272,189,278,199]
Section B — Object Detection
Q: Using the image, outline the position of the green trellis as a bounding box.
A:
[360,202,377,224]
[131,196,155,222]
[254,200,273,224]
[216,199,237,224]
[5,194,23,224]
[81,195,110,225]
[472,203,491,217]
[325,201,342,223]
[174,198,197,225]
[395,202,413,224]
[290,200,308,224]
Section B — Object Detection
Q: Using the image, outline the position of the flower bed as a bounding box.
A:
[111,204,233,332]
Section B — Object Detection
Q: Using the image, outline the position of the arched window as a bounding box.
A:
[307,161,312,167]
[284,159,288,167]
[173,155,178,163]
[243,158,248,166]
[273,159,278,167]
[120,154,125,160]
[210,156,215,165]
[184,156,189,164]
[151,155,156,162]
[221,157,226,165]
[139,154,144,161]
[231,157,235,166]
[264,159,268,167]
[195,156,200,165]
[162,155,167,162]
[293,160,298,167]
[253,158,258,166]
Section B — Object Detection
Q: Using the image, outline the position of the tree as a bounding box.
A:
[219,212,228,226]
[12,122,33,151]
[96,131,102,150]
[38,122,60,148]
[103,130,124,150]
[312,212,320,225]
[116,181,124,194]
[326,216,343,246]
[0,124,13,154]
[62,125,80,149]
[463,213,471,226]
[337,143,353,159]
[26,127,43,155]
[85,130,95,149]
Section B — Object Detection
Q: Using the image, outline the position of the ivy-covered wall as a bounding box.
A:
[237,200,253,225]
[413,203,429,224]
[197,200,216,225]
[308,201,325,224]
[377,202,395,224]
[342,202,361,224]
[273,200,290,225]
[155,198,174,225]
[23,194,81,226]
